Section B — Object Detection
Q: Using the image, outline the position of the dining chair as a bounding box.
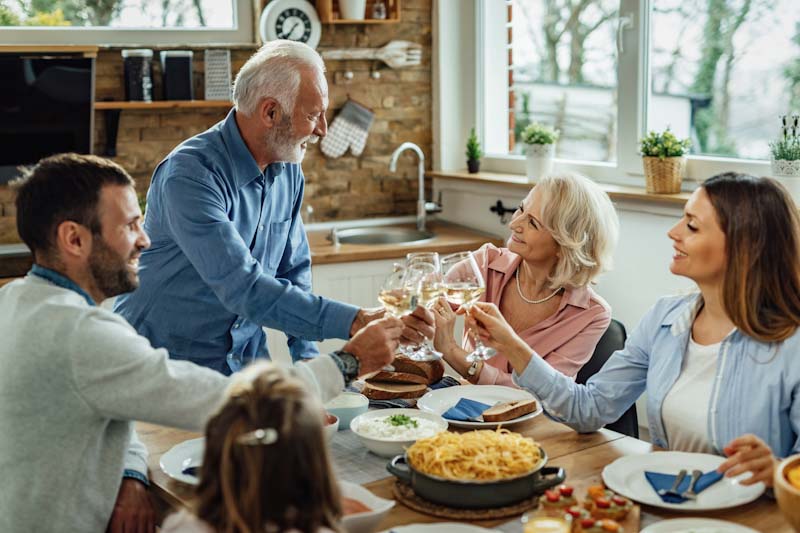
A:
[576,319,640,438]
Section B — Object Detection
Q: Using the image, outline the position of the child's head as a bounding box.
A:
[194,362,342,533]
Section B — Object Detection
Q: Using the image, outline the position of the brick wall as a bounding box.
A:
[98,0,432,221]
[0,0,432,243]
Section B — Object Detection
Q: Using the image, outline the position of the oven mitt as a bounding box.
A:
[321,99,374,158]
[644,470,724,503]
[443,398,492,421]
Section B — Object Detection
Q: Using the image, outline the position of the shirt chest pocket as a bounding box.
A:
[265,219,291,271]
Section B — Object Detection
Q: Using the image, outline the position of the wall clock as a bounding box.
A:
[260,0,322,50]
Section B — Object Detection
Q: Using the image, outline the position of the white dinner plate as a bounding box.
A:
[640,518,759,533]
[381,524,494,533]
[602,451,765,511]
[416,385,542,429]
[159,437,204,485]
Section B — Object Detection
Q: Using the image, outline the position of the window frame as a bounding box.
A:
[434,0,772,185]
[2,0,254,46]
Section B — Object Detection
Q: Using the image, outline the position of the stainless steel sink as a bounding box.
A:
[330,227,435,245]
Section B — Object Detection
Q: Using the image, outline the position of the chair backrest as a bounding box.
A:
[576,319,639,438]
[576,319,627,385]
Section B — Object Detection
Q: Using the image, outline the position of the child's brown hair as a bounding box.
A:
[194,362,342,533]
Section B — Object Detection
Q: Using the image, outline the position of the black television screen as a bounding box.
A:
[0,54,94,184]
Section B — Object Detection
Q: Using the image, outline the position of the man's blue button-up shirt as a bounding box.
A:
[114,109,359,375]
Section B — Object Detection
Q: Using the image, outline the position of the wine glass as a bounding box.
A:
[440,251,497,362]
[377,265,418,319]
[402,256,444,361]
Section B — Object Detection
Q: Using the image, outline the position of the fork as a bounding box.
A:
[321,40,422,69]
[680,469,703,500]
[658,468,687,497]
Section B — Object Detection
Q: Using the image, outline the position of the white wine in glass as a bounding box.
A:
[440,251,497,362]
[443,283,485,307]
[402,260,444,361]
[378,288,416,317]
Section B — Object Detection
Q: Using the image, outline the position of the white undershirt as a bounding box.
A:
[661,336,721,454]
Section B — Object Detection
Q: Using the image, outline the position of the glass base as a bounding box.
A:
[405,343,443,362]
[465,343,497,363]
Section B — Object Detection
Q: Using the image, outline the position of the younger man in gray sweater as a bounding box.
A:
[0,154,405,533]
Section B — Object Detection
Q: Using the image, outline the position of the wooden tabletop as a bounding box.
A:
[308,221,504,265]
[136,415,787,532]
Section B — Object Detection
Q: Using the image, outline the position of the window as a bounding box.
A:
[1,0,253,44]
[650,0,800,161]
[450,0,781,183]
[507,0,620,163]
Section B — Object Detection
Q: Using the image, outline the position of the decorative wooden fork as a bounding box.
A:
[321,40,422,69]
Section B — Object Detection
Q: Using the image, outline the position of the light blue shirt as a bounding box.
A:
[114,110,358,375]
[514,293,800,459]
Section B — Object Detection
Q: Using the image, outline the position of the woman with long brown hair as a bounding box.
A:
[464,172,800,487]
[161,362,342,533]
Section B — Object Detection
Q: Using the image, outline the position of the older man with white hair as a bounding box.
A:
[115,40,428,374]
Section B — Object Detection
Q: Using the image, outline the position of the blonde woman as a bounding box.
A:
[432,173,619,384]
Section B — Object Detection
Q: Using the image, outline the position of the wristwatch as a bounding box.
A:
[330,350,361,385]
[466,359,482,382]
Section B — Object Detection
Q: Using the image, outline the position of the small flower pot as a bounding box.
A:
[772,159,800,177]
[642,156,685,194]
[467,158,480,173]
[525,143,555,182]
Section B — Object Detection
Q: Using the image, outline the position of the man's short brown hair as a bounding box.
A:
[13,153,135,258]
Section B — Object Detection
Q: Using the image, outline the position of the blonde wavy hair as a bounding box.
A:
[193,362,342,533]
[536,173,619,289]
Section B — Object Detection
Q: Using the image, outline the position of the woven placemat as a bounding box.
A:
[392,481,539,520]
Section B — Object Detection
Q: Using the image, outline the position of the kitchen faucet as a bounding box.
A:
[389,142,441,232]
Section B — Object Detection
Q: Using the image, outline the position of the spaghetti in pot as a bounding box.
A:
[406,429,543,481]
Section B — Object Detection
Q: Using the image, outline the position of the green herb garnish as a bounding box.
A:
[387,414,418,427]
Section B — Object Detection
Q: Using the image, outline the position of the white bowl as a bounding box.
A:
[325,392,369,429]
[349,408,448,457]
[324,412,339,442]
[340,480,395,533]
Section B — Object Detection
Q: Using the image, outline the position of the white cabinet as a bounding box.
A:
[265,257,402,366]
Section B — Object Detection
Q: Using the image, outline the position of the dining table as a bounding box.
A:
[136,414,789,532]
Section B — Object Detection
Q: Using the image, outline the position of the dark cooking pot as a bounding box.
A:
[386,449,565,509]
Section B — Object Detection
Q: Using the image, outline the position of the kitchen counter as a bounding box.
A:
[0,221,502,280]
[308,221,503,265]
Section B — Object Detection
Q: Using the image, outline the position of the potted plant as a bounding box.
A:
[466,127,482,174]
[771,114,800,177]
[639,128,691,194]
[521,122,559,182]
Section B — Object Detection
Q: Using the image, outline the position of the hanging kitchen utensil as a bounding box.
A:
[321,40,422,69]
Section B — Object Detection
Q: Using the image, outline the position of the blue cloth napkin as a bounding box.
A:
[644,469,724,503]
[442,397,492,421]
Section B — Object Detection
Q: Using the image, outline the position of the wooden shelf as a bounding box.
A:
[0,45,98,57]
[316,0,401,24]
[94,100,232,110]
[428,170,692,207]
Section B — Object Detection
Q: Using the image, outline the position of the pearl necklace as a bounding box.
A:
[515,266,562,304]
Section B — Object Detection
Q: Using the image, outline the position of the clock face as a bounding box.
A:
[260,0,322,49]
[276,8,312,42]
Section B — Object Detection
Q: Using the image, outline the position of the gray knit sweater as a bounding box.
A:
[0,275,346,532]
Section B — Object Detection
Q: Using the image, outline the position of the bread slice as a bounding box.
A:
[367,371,429,385]
[390,356,445,385]
[481,399,538,423]
[362,381,427,400]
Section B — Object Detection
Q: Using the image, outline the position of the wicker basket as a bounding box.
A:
[642,156,685,194]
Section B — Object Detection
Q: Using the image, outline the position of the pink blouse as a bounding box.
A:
[463,244,611,386]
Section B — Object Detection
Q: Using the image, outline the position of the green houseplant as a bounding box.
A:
[638,128,691,194]
[770,114,800,177]
[521,122,559,182]
[465,127,483,173]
